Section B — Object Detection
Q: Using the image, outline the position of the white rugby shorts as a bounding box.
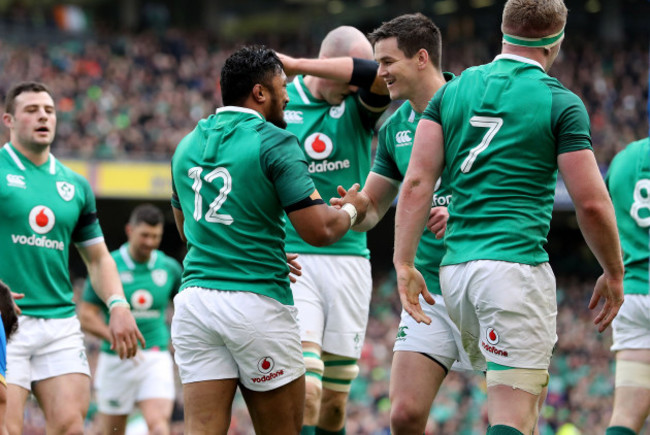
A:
[291,255,372,359]
[171,287,305,391]
[7,315,90,390]
[94,349,175,415]
[393,294,473,372]
[611,294,650,351]
[440,260,557,371]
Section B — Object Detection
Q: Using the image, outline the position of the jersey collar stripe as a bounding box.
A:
[76,236,105,248]
[147,250,157,269]
[293,76,311,105]
[3,143,26,171]
[494,53,544,71]
[216,106,262,119]
[48,154,56,174]
[120,244,136,270]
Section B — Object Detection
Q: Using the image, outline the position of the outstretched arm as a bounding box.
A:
[394,119,445,324]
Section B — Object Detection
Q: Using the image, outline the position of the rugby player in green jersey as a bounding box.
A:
[330,13,477,434]
[0,82,144,435]
[278,26,389,435]
[80,204,182,435]
[170,46,356,435]
[605,137,650,435]
[393,1,624,434]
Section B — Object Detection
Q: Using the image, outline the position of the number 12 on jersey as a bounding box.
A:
[460,116,503,173]
[188,166,234,225]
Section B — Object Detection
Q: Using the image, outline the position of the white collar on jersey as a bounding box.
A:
[3,142,56,174]
[215,106,263,119]
[292,76,311,105]
[120,244,158,270]
[494,53,544,71]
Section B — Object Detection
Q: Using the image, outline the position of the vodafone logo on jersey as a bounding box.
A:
[304,132,351,174]
[485,327,499,345]
[29,206,55,234]
[131,289,153,310]
[305,133,333,160]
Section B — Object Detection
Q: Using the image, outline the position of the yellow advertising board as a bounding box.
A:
[60,160,172,199]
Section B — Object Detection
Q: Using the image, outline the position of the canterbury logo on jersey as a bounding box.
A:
[284,110,303,124]
[395,130,413,146]
[6,174,26,188]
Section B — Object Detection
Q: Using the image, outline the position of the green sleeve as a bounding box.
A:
[82,278,104,306]
[371,124,402,182]
[551,88,592,154]
[260,129,316,208]
[171,169,181,210]
[72,174,104,244]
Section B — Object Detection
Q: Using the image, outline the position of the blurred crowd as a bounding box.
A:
[0,29,647,166]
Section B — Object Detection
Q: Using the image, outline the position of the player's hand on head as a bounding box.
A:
[109,307,146,359]
[286,253,302,283]
[395,264,433,325]
[276,53,298,76]
[427,207,448,239]
[589,273,624,333]
[10,291,24,315]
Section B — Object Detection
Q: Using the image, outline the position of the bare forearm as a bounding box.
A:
[283,56,353,82]
[575,199,624,279]
[87,256,125,303]
[393,181,433,266]
[79,307,112,342]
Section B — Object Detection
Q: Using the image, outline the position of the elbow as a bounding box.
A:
[302,227,341,247]
[575,197,612,220]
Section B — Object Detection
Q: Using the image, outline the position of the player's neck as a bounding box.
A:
[302,76,323,100]
[11,140,50,166]
[501,45,549,71]
[410,70,446,113]
[128,246,150,264]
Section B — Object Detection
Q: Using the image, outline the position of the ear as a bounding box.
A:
[252,83,267,104]
[2,113,13,129]
[416,49,429,70]
[125,223,132,238]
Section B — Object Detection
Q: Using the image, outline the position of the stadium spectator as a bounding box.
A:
[79,203,182,435]
[169,45,355,434]
[393,1,625,434]
[0,81,143,435]
[605,136,650,435]
[278,25,390,435]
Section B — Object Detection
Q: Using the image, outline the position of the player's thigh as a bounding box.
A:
[6,384,29,434]
[611,294,650,352]
[138,398,174,427]
[321,256,372,358]
[182,379,238,435]
[240,375,305,435]
[98,413,128,435]
[33,373,90,423]
[94,353,139,415]
[291,255,327,347]
[443,261,557,369]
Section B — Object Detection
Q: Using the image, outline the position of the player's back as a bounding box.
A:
[171,108,298,303]
[606,137,650,295]
[429,54,591,266]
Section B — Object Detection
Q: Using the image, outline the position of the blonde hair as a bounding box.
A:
[501,0,567,38]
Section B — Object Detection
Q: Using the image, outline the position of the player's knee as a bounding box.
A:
[321,355,359,394]
[486,367,549,395]
[615,360,650,389]
[390,398,424,432]
[304,344,324,406]
[147,420,170,435]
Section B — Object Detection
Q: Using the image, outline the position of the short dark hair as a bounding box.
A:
[368,13,442,70]
[220,45,283,107]
[4,81,53,115]
[0,281,18,341]
[129,203,164,226]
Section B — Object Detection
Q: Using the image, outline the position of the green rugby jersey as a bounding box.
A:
[606,137,650,295]
[83,244,182,353]
[424,54,592,266]
[171,107,316,305]
[372,74,455,295]
[0,143,104,318]
[283,75,384,258]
